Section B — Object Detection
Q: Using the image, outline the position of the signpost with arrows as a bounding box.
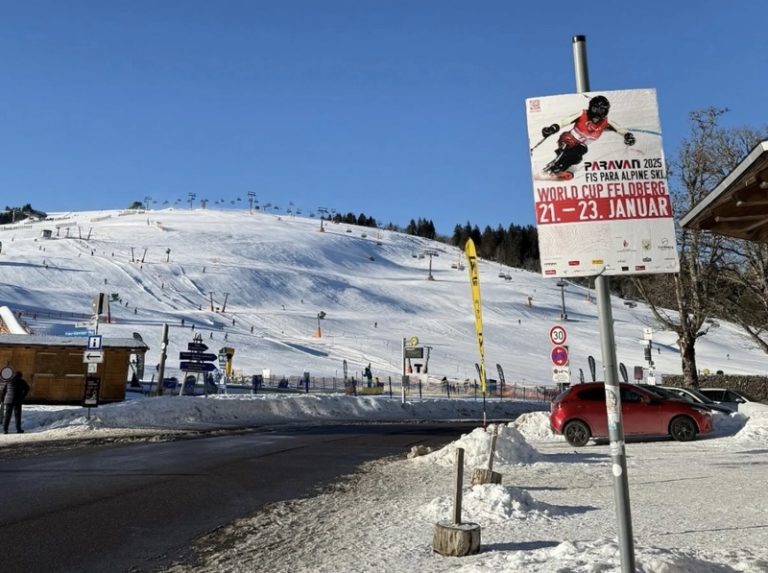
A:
[178,337,218,395]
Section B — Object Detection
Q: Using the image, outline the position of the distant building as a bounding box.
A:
[0,335,149,404]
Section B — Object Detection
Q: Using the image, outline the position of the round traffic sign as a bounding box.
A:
[550,345,569,366]
[0,366,14,381]
[409,336,419,347]
[549,325,567,345]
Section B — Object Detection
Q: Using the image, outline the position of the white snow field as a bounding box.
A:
[1,208,763,384]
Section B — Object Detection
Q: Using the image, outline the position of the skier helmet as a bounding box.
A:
[587,95,610,122]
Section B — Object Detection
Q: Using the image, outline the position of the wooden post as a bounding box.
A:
[433,447,481,556]
[453,447,464,525]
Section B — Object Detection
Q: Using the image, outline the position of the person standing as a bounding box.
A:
[2,370,30,434]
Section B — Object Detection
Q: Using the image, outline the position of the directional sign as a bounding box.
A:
[643,327,654,341]
[187,342,209,352]
[550,345,569,367]
[179,352,218,362]
[83,351,104,364]
[180,361,217,372]
[549,325,567,346]
[87,334,103,350]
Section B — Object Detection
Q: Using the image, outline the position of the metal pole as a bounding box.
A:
[573,34,635,573]
[401,338,407,404]
[156,323,169,396]
[560,283,567,320]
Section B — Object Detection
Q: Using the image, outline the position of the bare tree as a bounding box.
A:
[718,241,768,353]
[633,109,760,387]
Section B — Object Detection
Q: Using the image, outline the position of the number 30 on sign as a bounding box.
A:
[549,325,567,345]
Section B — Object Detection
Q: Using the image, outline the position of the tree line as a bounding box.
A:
[1,204,47,224]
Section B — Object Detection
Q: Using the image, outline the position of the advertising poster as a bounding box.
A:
[525,89,679,277]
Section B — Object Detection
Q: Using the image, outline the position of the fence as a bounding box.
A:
[181,373,558,402]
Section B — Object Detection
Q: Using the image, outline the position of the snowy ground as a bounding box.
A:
[155,407,768,573]
[4,394,765,572]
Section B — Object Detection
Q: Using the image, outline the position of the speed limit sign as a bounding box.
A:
[549,325,567,346]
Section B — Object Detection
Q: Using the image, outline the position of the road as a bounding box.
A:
[0,423,474,573]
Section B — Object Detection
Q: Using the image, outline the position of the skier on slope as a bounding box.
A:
[539,95,635,180]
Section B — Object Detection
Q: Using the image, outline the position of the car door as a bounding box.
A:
[620,385,662,435]
[573,386,608,436]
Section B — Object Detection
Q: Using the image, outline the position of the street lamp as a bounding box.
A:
[556,280,568,320]
[316,311,326,337]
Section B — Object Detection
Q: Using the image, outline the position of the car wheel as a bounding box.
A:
[564,420,590,447]
[669,416,697,442]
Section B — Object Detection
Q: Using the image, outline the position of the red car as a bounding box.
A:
[550,382,713,446]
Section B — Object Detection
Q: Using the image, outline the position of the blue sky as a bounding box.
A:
[1,1,766,234]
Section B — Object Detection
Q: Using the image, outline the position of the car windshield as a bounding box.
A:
[638,385,675,399]
[685,388,717,404]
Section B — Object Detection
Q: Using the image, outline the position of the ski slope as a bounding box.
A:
[0,208,763,384]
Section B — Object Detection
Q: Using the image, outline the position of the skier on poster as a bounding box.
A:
[537,95,636,180]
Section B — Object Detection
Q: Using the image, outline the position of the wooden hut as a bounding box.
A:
[0,335,148,404]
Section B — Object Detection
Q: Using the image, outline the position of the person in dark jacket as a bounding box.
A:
[2,371,30,434]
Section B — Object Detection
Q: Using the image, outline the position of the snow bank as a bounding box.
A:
[413,423,541,469]
[735,410,768,445]
[450,538,768,573]
[20,395,547,439]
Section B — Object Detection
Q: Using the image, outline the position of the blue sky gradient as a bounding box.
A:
[1,1,766,233]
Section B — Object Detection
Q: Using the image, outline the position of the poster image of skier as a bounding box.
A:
[537,95,636,180]
[524,88,678,279]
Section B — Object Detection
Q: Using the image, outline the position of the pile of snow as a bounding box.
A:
[511,410,561,441]
[423,483,553,523]
[414,423,541,469]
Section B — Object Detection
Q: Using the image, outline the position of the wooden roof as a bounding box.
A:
[0,334,148,350]
[680,141,768,241]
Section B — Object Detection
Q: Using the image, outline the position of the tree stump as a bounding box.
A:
[471,468,502,485]
[432,521,481,556]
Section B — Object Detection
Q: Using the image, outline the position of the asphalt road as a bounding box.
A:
[0,423,475,573]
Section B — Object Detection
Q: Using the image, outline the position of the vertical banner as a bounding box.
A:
[464,239,487,393]
[525,89,679,277]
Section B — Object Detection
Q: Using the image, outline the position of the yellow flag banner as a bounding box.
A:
[464,239,486,394]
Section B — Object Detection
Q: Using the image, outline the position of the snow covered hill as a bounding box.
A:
[0,208,764,383]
